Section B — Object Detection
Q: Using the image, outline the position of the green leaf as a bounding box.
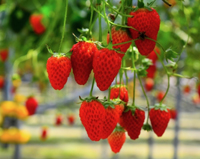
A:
[147,0,156,7]
[142,58,153,68]
[137,66,147,77]
[165,47,179,62]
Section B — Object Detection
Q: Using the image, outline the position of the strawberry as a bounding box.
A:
[120,108,145,140]
[107,26,132,58]
[101,104,119,139]
[40,126,48,141]
[170,109,177,120]
[55,114,62,126]
[0,76,4,89]
[127,8,160,56]
[146,64,156,78]
[157,91,165,102]
[67,114,75,125]
[147,46,160,64]
[197,84,200,97]
[114,103,125,117]
[149,104,171,137]
[145,78,154,91]
[110,85,129,104]
[107,126,126,153]
[183,85,190,94]
[46,54,71,90]
[79,99,105,141]
[70,41,98,85]
[0,49,8,62]
[25,96,38,115]
[29,14,46,34]
[93,48,121,91]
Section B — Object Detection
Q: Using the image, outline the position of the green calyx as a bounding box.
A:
[143,123,152,131]
[150,103,169,112]
[124,105,144,115]
[111,84,127,89]
[103,98,125,109]
[79,96,100,103]
[114,125,125,132]
[138,1,144,8]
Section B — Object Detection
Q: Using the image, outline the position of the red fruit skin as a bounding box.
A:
[79,100,105,141]
[115,104,124,117]
[71,42,98,85]
[67,115,75,125]
[170,109,177,120]
[0,49,8,62]
[0,76,4,89]
[149,108,171,137]
[183,85,190,94]
[120,109,145,140]
[102,106,120,139]
[147,46,160,64]
[107,26,132,58]
[157,91,165,102]
[93,48,121,91]
[55,115,62,126]
[127,8,160,56]
[197,84,200,97]
[29,14,46,34]
[110,86,129,104]
[41,128,48,141]
[145,78,154,91]
[25,97,38,115]
[146,65,156,79]
[46,56,71,90]
[108,130,126,153]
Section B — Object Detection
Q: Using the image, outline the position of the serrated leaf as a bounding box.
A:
[137,67,147,77]
[147,0,156,7]
[165,48,179,62]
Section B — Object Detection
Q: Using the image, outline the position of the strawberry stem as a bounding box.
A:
[131,45,136,106]
[108,86,111,102]
[58,0,69,54]
[98,4,102,42]
[123,58,128,86]
[88,0,94,39]
[90,77,95,97]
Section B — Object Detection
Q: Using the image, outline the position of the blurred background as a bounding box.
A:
[0,0,200,159]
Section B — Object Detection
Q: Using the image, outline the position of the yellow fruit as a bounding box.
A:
[15,105,29,120]
[164,0,176,7]
[17,130,31,144]
[8,128,19,143]
[14,94,26,104]
[0,129,10,143]
[12,79,21,88]
[0,101,17,116]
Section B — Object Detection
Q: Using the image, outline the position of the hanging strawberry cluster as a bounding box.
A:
[46,0,177,153]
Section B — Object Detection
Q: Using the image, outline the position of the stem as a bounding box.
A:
[108,86,111,101]
[90,77,95,97]
[98,5,102,42]
[160,74,170,104]
[58,0,69,54]
[123,58,128,86]
[103,2,112,42]
[89,0,94,38]
[131,45,136,106]
[138,75,150,124]
[119,67,123,99]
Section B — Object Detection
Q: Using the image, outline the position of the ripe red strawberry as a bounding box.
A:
[93,48,121,91]
[40,126,48,141]
[145,78,154,91]
[170,109,177,120]
[120,108,145,140]
[67,114,75,125]
[197,84,200,97]
[147,46,160,63]
[183,85,190,94]
[101,105,119,139]
[0,49,8,62]
[70,41,98,85]
[29,14,46,34]
[114,103,125,117]
[107,26,132,58]
[127,8,160,56]
[46,54,71,90]
[25,96,38,115]
[149,105,171,137]
[107,126,126,153]
[146,64,156,78]
[55,114,62,126]
[157,91,165,102]
[79,99,105,141]
[0,76,4,89]
[110,85,129,104]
